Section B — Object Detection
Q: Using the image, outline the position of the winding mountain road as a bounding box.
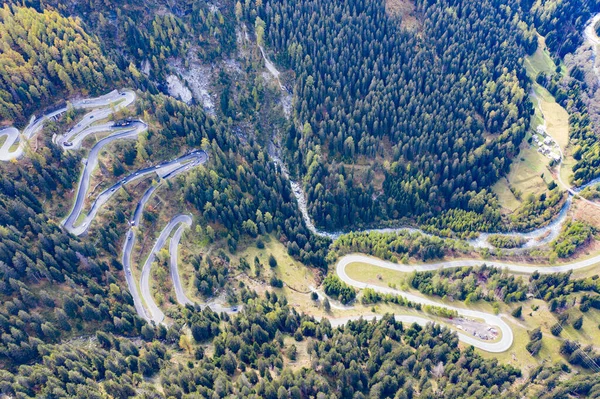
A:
[63,148,206,236]
[138,211,241,323]
[0,128,20,161]
[120,153,207,323]
[333,250,600,352]
[13,88,211,323]
[62,121,148,235]
[170,221,195,306]
[0,90,134,161]
[139,214,193,324]
[262,29,600,352]
[3,87,237,324]
[335,255,512,352]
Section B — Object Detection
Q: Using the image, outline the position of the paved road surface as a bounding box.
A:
[62,121,147,235]
[0,90,134,161]
[63,149,206,236]
[137,211,241,324]
[335,254,514,352]
[120,153,207,322]
[140,214,193,324]
[170,220,195,306]
[122,228,151,322]
[337,252,600,276]
[55,91,136,149]
[0,127,20,161]
[119,153,207,321]
[334,250,600,352]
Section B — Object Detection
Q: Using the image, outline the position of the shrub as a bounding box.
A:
[573,316,583,330]
[268,254,277,268]
[512,306,522,318]
[269,276,283,288]
[551,323,563,336]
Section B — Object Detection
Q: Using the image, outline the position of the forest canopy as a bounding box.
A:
[251,0,533,230]
[0,4,118,122]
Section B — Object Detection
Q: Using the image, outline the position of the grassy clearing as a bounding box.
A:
[9,141,20,152]
[524,32,573,185]
[282,336,312,371]
[345,261,410,288]
[242,274,329,317]
[492,177,521,212]
[497,89,549,207]
[0,134,6,147]
[495,32,570,211]
[495,140,551,204]
[346,259,600,370]
[227,235,317,293]
[524,34,558,78]
[177,234,319,304]
[572,199,600,231]
[532,83,570,151]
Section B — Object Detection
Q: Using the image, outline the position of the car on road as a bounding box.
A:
[155,165,161,169]
[131,220,136,226]
[90,115,94,119]
[232,307,238,312]
[64,142,73,147]
[81,222,87,228]
[135,172,140,176]
[111,188,116,192]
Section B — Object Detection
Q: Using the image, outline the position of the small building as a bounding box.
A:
[544,137,552,145]
[541,145,550,155]
[536,125,546,135]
